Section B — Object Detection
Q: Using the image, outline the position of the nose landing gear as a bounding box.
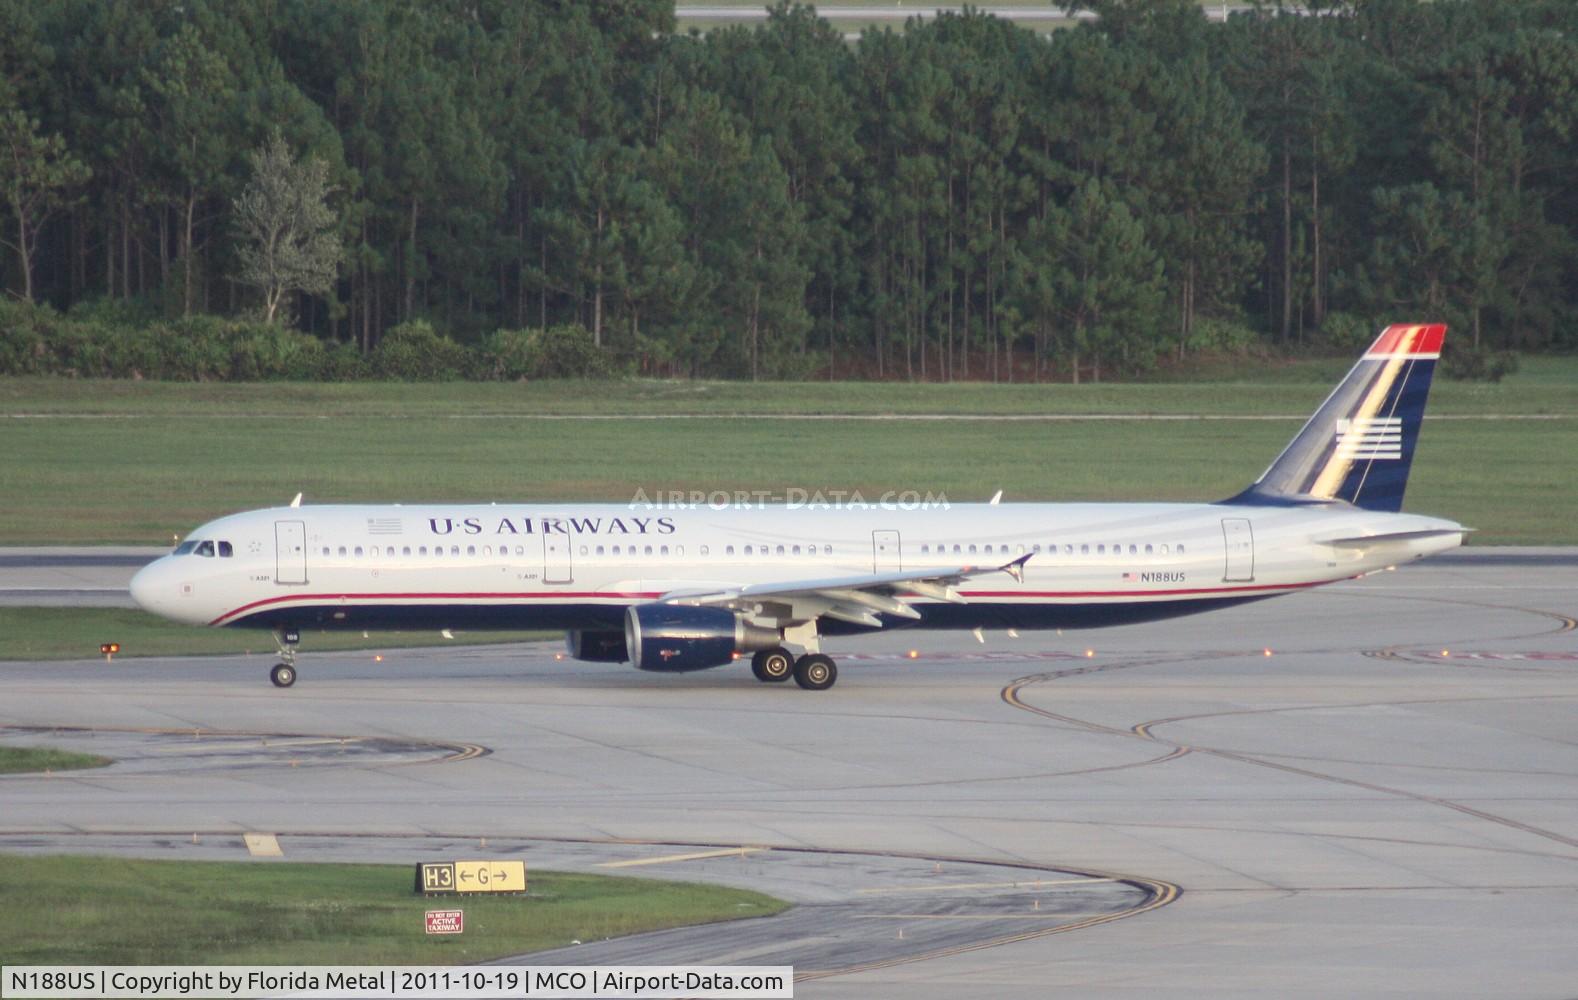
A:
[271,628,300,688]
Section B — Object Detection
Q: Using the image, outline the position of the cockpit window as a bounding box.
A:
[172,541,198,556]
[218,541,233,558]
[195,540,215,557]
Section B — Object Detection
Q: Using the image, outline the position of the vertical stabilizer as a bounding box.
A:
[1227,323,1445,512]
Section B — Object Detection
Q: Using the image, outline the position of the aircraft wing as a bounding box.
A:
[657,554,1031,628]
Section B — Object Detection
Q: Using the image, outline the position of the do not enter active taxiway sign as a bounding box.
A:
[425,909,463,935]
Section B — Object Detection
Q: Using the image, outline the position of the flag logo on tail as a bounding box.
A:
[1334,417,1402,460]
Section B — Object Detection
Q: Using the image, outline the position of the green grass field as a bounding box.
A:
[0,608,551,661]
[0,746,111,774]
[1,364,1574,545]
[0,855,787,965]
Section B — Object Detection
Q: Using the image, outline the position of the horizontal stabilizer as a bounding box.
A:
[1316,528,1469,548]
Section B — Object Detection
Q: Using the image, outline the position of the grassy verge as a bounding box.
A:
[4,360,1578,416]
[0,855,787,965]
[0,746,111,774]
[1,369,1574,545]
[0,608,553,662]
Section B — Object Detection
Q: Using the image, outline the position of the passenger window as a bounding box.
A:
[793,545,801,556]
[483,545,493,557]
[1144,544,1153,555]
[699,545,708,556]
[644,545,653,556]
[726,545,735,555]
[1032,544,1041,553]
[578,545,587,556]
[465,545,474,557]
[1097,545,1105,555]
[1177,544,1186,555]
[660,545,669,556]
[1081,544,1090,555]
[354,546,363,557]
[338,546,347,557]
[1160,544,1169,555]
[403,546,411,556]
[596,545,605,556]
[824,545,832,555]
[322,547,330,557]
[1129,544,1138,555]
[775,545,785,556]
[676,545,684,557]
[434,547,443,558]
[450,545,459,556]
[744,545,753,556]
[968,544,978,554]
[515,545,524,556]
[419,546,428,556]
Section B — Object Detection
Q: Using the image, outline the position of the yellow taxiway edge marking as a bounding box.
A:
[599,847,764,868]
[857,877,1112,894]
[243,833,283,857]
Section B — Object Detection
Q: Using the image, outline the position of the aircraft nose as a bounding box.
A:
[128,559,165,615]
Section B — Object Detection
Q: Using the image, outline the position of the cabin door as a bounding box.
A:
[274,520,307,585]
[542,532,573,585]
[1221,518,1255,582]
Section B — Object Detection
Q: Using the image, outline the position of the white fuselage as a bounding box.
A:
[129,501,1463,633]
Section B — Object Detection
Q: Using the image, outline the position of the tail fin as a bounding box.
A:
[1226,323,1445,513]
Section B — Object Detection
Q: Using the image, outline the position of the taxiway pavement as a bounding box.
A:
[1,550,1575,997]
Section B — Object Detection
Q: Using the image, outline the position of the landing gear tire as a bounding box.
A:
[752,647,795,683]
[270,663,297,688]
[793,654,837,691]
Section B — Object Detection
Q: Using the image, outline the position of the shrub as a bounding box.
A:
[529,323,621,378]
[1317,312,1378,353]
[478,328,536,381]
[1184,317,1260,355]
[1440,342,1519,382]
[369,319,474,380]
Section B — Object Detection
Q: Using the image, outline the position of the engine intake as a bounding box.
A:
[624,604,778,672]
[565,629,628,663]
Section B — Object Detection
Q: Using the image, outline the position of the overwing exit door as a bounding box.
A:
[872,530,902,572]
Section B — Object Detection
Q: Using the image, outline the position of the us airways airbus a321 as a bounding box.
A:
[130,324,1463,691]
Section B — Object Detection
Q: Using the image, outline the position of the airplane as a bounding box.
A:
[130,323,1463,691]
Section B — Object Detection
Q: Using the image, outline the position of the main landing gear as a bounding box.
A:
[750,645,839,690]
[271,628,300,688]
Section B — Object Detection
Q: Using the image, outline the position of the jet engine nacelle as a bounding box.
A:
[565,629,628,663]
[624,604,779,672]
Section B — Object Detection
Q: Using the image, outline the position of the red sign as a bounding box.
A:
[425,909,464,935]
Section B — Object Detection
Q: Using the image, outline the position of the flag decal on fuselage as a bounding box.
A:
[1334,417,1402,460]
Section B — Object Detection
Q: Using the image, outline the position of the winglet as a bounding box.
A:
[1001,552,1032,583]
